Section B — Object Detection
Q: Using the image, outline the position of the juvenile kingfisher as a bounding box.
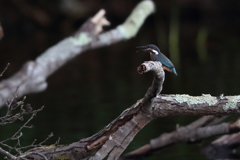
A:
[136,44,177,75]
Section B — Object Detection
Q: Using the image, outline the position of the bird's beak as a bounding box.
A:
[136,46,150,52]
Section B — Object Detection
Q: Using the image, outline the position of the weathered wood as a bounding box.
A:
[203,131,240,159]
[0,0,155,108]
[120,116,240,160]
[20,61,165,160]
[22,61,240,160]
[1,1,240,159]
[151,94,240,116]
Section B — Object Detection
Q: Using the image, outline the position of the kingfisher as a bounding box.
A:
[136,44,177,75]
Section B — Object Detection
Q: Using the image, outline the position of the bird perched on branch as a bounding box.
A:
[136,44,177,75]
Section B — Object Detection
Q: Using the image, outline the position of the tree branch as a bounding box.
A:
[16,60,240,160]
[120,117,240,160]
[0,0,156,108]
[151,94,240,116]
[0,56,239,160]
[1,2,240,159]
[120,115,227,160]
[0,106,45,157]
[0,63,9,77]
[0,147,16,160]
[204,132,240,159]
[18,60,164,160]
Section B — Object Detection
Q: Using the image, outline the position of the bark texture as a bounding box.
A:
[19,61,165,160]
[1,1,240,160]
[17,61,240,160]
[0,0,155,108]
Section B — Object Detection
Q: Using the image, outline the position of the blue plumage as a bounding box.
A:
[136,44,177,75]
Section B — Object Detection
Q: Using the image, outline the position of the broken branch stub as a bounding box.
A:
[138,61,165,99]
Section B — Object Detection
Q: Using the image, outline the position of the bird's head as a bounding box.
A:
[136,44,161,55]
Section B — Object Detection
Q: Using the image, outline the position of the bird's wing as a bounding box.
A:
[156,53,175,69]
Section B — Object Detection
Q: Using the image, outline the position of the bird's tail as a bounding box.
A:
[172,68,178,75]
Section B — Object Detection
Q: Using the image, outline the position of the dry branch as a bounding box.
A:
[119,116,227,159]
[120,117,240,160]
[151,94,240,116]
[203,119,240,159]
[0,63,9,77]
[16,61,164,160]
[0,57,239,160]
[204,132,240,159]
[1,1,240,159]
[12,61,240,160]
[0,0,156,108]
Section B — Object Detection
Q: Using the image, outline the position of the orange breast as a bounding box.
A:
[162,65,172,72]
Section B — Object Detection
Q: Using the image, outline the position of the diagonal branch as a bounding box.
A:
[0,0,156,108]
[119,115,228,160]
[0,63,10,77]
[7,62,240,160]
[204,120,240,159]
[19,61,165,160]
[120,117,240,159]
[0,147,16,160]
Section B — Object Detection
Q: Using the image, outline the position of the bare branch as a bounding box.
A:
[0,63,10,77]
[137,61,165,99]
[203,131,240,159]
[15,60,240,160]
[0,95,32,126]
[2,106,43,142]
[0,106,44,155]
[209,119,240,149]
[119,116,236,160]
[0,147,16,160]
[1,1,239,159]
[54,137,60,146]
[120,116,227,159]
[20,57,165,160]
[0,1,157,159]
[0,0,155,108]
[25,152,48,160]
[151,94,240,117]
[14,132,53,155]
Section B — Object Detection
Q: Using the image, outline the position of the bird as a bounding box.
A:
[136,44,177,75]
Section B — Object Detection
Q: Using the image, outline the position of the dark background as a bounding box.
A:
[1,0,240,159]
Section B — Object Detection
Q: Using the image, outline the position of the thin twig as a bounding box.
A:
[0,106,44,154]
[0,147,16,160]
[17,132,53,151]
[0,63,10,77]
[28,152,48,160]
[18,151,48,160]
[0,142,13,150]
[54,137,60,146]
[0,107,51,158]
[0,90,26,126]
[1,114,34,144]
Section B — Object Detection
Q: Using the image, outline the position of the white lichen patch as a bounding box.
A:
[174,94,218,106]
[222,96,240,110]
[117,0,155,39]
[70,33,91,46]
